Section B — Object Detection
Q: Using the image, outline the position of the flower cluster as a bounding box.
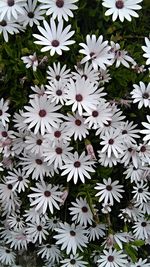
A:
[0,1,150,267]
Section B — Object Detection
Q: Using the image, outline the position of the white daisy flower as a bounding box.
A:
[138,142,150,164]
[0,18,22,42]
[72,62,100,84]
[97,248,128,267]
[29,84,46,99]
[0,98,10,126]
[46,216,61,231]
[24,207,49,224]
[46,79,68,105]
[65,77,103,116]
[64,112,89,141]
[132,219,150,240]
[123,164,146,183]
[7,214,25,230]
[28,181,63,214]
[0,177,17,202]
[19,0,45,28]
[47,62,71,84]
[121,143,140,168]
[44,123,70,145]
[98,150,121,167]
[25,132,46,155]
[95,177,124,205]
[102,0,143,22]
[110,41,134,68]
[142,37,150,65]
[79,34,113,70]
[6,168,29,193]
[54,222,88,255]
[98,68,111,84]
[130,258,150,267]
[13,109,28,132]
[37,244,62,262]
[0,0,26,20]
[69,197,93,226]
[87,223,106,241]
[5,228,31,250]
[38,0,78,21]
[60,253,88,267]
[21,52,38,72]
[140,115,150,145]
[103,232,128,249]
[132,181,150,203]
[22,95,62,135]
[130,82,150,109]
[61,151,95,184]
[119,201,144,222]
[26,221,49,244]
[120,120,140,145]
[33,18,75,56]
[0,247,16,266]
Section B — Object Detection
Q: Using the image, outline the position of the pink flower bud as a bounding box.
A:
[86,144,96,159]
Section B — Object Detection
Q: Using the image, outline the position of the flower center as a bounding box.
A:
[0,20,7,27]
[54,131,61,138]
[44,190,51,197]
[81,74,88,80]
[70,259,76,264]
[75,94,83,102]
[141,222,147,227]
[108,139,114,145]
[36,139,43,145]
[39,109,47,117]
[16,217,20,222]
[140,145,146,152]
[82,206,88,212]
[122,129,127,134]
[35,159,43,165]
[138,188,143,193]
[143,92,149,99]
[56,89,62,96]
[5,249,10,253]
[1,131,8,137]
[115,0,124,9]
[90,52,96,59]
[37,225,42,231]
[108,255,114,262]
[128,147,132,153]
[28,11,34,18]
[75,119,82,126]
[51,40,60,47]
[92,110,99,117]
[74,161,81,168]
[56,0,64,8]
[18,176,23,181]
[106,185,112,191]
[7,0,15,6]
[7,184,13,190]
[70,230,76,236]
[55,147,63,154]
[56,75,60,81]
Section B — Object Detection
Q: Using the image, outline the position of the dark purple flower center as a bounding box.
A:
[7,0,14,7]
[138,188,143,193]
[90,52,96,58]
[56,75,60,81]
[0,20,7,27]
[81,74,88,80]
[55,147,62,154]
[75,94,83,102]
[37,225,42,231]
[122,129,127,134]
[39,109,47,117]
[108,255,114,262]
[7,184,13,190]
[115,0,124,9]
[18,176,23,181]
[140,146,146,152]
[54,131,61,138]
[141,222,147,227]
[143,92,149,99]
[5,249,10,253]
[1,131,8,137]
[108,138,114,145]
[36,139,42,145]
[35,159,43,165]
[56,89,62,96]
[74,161,81,168]
[92,110,99,117]
[106,185,112,191]
[82,206,88,212]
[70,259,76,264]
[128,147,132,152]
[16,217,20,222]
[75,119,82,126]
[56,0,64,8]
[44,190,51,197]
[70,230,76,236]
[51,40,60,47]
[28,12,34,18]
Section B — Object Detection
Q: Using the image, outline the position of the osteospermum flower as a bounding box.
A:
[61,151,95,184]
[102,0,143,22]
[21,52,38,72]
[79,34,113,70]
[95,177,124,205]
[47,62,71,84]
[140,115,150,144]
[0,0,26,20]
[0,98,10,126]
[38,0,78,21]
[54,222,88,255]
[60,253,88,267]
[131,258,150,267]
[130,82,150,109]
[142,37,150,65]
[132,219,150,240]
[26,221,49,244]
[0,247,16,265]
[33,18,75,56]
[0,18,22,42]
[97,248,128,267]
[28,182,63,214]
[22,95,62,135]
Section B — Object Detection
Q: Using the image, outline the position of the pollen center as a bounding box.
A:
[0,20,7,27]
[75,119,82,126]
[75,94,83,102]
[56,89,62,96]
[108,255,114,262]
[28,12,34,18]
[70,230,76,236]
[74,161,81,168]
[39,109,47,117]
[7,0,15,7]
[44,190,51,197]
[56,0,64,8]
[92,110,99,117]
[82,206,88,212]
[115,0,124,9]
[55,147,63,154]
[108,139,114,145]
[51,40,60,47]
[106,185,112,191]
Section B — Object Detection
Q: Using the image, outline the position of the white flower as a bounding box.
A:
[119,201,144,222]
[140,115,150,145]
[130,82,150,109]
[95,177,124,205]
[7,214,25,230]
[25,132,46,155]
[60,253,88,267]
[37,244,61,262]
[21,52,38,72]
[142,37,150,65]
[120,120,140,145]
[6,168,29,193]
[132,181,150,203]
[123,164,146,183]
[33,18,75,56]
[23,95,62,135]
[0,18,22,42]
[65,77,103,116]
[97,248,128,267]
[19,0,45,28]
[0,98,10,126]
[69,197,93,226]
[26,221,49,244]
[72,62,100,84]
[102,0,143,22]
[54,222,88,255]
[79,34,113,70]
[47,62,71,84]
[110,41,134,68]
[87,223,106,241]
[0,0,26,20]
[28,181,63,214]
[131,258,150,267]
[46,79,68,105]
[0,247,16,265]
[132,219,150,240]
[29,84,46,98]
[61,151,95,184]
[38,0,78,21]
[64,112,89,141]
